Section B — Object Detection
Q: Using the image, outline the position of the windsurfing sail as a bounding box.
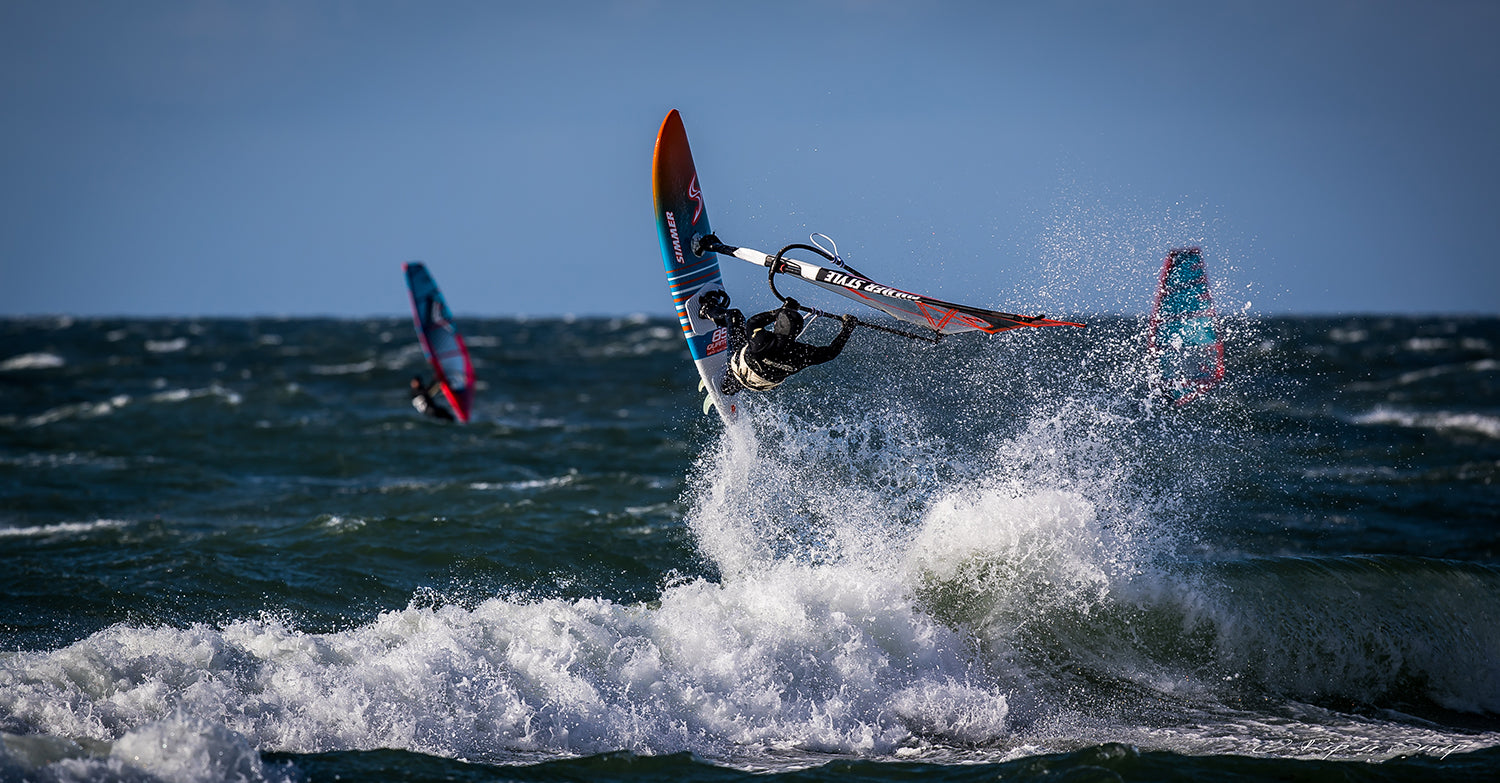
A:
[717,241,1085,335]
[1148,247,1224,406]
[403,262,475,423]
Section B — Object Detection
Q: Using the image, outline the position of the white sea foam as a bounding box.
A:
[0,519,129,539]
[904,486,1112,616]
[0,352,65,371]
[469,472,578,492]
[0,717,296,783]
[1353,406,1500,439]
[1328,328,1367,344]
[1403,337,1451,351]
[0,393,1042,760]
[14,383,240,426]
[309,360,377,375]
[112,718,295,783]
[148,384,244,406]
[0,451,132,470]
[0,566,995,762]
[319,516,366,533]
[1349,358,1500,390]
[4,539,1498,770]
[145,337,189,353]
[20,395,132,427]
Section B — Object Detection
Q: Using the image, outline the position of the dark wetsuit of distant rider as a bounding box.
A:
[409,375,455,421]
[698,291,857,394]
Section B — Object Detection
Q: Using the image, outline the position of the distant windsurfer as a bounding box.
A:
[409,375,455,421]
[697,290,857,394]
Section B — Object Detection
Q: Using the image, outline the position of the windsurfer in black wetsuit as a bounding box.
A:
[409,375,454,421]
[697,291,857,394]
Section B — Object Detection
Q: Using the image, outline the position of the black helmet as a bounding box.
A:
[773,306,803,337]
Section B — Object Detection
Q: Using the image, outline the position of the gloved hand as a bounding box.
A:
[841,314,859,325]
[781,298,799,312]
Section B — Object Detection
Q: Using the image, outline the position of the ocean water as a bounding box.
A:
[2,313,1498,782]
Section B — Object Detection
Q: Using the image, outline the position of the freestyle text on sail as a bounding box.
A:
[818,270,921,302]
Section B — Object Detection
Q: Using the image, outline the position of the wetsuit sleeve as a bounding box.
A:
[827,317,856,353]
[708,307,744,331]
[788,317,856,369]
[743,311,775,333]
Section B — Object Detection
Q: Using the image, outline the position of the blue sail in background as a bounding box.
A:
[404,262,475,422]
[1149,247,1224,405]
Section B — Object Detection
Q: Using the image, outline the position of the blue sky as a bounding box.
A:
[2,0,1497,318]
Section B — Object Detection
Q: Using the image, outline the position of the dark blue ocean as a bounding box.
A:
[2,313,1499,782]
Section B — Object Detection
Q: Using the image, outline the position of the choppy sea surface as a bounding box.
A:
[2,313,1498,782]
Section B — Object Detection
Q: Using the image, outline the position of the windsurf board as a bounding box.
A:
[652,109,739,422]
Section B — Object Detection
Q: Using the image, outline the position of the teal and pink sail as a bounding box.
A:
[404,262,475,423]
[1149,247,1224,406]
